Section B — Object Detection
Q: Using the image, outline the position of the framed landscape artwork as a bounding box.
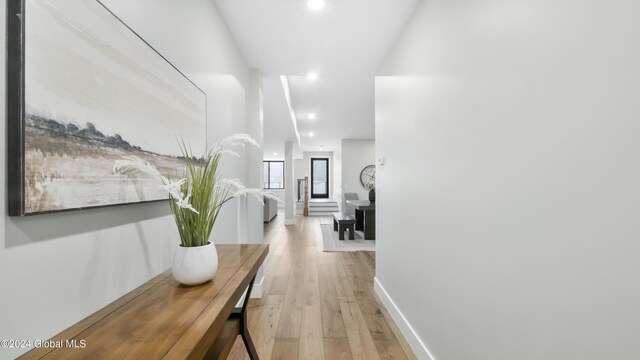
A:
[7,0,207,216]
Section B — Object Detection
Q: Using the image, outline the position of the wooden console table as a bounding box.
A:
[19,244,269,360]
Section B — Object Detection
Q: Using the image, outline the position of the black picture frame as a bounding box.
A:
[6,0,207,216]
[7,0,24,216]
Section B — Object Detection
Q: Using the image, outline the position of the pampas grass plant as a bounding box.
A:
[114,134,280,247]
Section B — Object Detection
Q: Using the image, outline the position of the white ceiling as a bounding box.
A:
[213,0,419,155]
[262,76,301,159]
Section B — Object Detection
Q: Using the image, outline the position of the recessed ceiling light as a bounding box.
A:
[307,0,325,10]
[308,113,316,120]
[273,152,278,156]
[308,132,315,137]
[319,145,324,150]
[307,72,318,80]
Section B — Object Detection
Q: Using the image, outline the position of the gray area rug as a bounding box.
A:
[319,224,375,252]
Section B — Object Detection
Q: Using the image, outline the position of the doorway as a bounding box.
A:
[310,158,329,199]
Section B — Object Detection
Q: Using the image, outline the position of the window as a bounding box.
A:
[263,161,284,189]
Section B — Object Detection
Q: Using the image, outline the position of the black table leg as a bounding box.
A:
[230,275,260,359]
[355,209,364,231]
[363,210,376,240]
[348,224,355,240]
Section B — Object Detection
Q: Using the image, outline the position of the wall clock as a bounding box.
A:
[359,165,375,189]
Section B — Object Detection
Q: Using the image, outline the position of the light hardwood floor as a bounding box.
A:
[226,212,416,360]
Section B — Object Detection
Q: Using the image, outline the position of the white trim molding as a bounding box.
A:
[235,274,265,308]
[250,275,265,298]
[374,277,436,360]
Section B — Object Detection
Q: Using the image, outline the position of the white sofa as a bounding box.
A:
[263,196,278,222]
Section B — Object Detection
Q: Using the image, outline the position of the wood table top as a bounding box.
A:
[19,244,269,360]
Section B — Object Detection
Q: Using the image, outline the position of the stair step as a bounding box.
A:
[298,200,339,216]
[308,211,338,216]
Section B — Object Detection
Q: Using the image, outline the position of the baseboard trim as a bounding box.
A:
[374,277,436,360]
[250,275,265,298]
[284,219,295,225]
[235,275,265,308]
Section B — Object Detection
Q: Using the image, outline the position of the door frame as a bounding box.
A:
[310,157,329,199]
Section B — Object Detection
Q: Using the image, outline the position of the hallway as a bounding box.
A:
[227,214,414,359]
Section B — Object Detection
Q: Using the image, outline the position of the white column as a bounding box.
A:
[284,141,294,225]
[244,69,264,245]
[239,69,266,299]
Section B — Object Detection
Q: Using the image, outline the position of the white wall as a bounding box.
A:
[376,0,640,359]
[284,142,295,225]
[263,149,284,162]
[103,0,252,244]
[243,69,264,244]
[341,139,375,203]
[0,1,254,358]
[333,147,342,209]
[242,70,266,295]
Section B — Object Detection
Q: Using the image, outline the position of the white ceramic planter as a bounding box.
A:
[172,242,218,286]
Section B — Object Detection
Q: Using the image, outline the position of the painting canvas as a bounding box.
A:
[8,0,207,215]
